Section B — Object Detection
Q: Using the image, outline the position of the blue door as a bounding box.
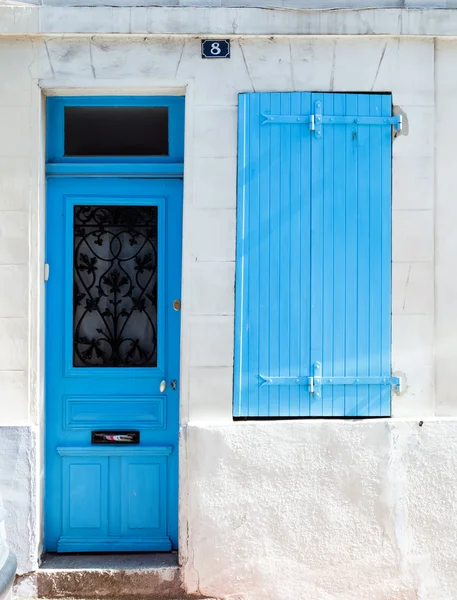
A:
[45,177,182,552]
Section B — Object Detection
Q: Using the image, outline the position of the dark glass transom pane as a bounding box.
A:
[73,205,158,367]
[64,107,169,157]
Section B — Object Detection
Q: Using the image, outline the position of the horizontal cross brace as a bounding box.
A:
[259,368,402,397]
[259,375,400,387]
[261,114,314,125]
[261,112,402,136]
[318,115,402,129]
[259,375,313,387]
[315,376,401,386]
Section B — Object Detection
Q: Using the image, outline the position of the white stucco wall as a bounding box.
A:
[185,419,457,600]
[0,7,456,598]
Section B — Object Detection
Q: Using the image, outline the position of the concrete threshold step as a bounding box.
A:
[36,553,211,600]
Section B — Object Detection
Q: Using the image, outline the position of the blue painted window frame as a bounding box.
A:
[46,96,185,168]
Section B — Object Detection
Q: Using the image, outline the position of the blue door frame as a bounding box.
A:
[44,98,184,552]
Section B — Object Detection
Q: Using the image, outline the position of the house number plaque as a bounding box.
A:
[201,39,230,59]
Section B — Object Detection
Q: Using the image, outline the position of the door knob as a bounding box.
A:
[159,380,167,393]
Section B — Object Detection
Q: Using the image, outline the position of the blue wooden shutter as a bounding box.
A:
[234,92,397,418]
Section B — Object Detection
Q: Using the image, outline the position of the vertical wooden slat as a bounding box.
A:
[331,93,347,416]
[268,92,282,416]
[380,94,393,416]
[278,93,292,416]
[258,93,271,416]
[233,94,248,417]
[368,94,384,417]
[310,92,324,417]
[289,93,303,416]
[356,93,371,416]
[344,93,359,417]
[299,93,313,417]
[247,93,260,416]
[321,93,335,417]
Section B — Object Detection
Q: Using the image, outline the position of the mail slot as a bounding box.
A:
[91,431,140,444]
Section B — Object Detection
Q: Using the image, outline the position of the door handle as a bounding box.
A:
[160,380,167,393]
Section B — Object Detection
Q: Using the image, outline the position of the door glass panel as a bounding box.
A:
[64,107,169,157]
[73,205,158,367]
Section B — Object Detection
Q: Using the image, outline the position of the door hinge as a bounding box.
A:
[44,263,50,281]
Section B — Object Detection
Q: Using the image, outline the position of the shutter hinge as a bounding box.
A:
[261,104,402,139]
[261,114,314,126]
[311,362,403,397]
[44,263,50,281]
[258,362,403,397]
[258,374,313,387]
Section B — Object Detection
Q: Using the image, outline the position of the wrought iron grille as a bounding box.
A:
[73,205,158,367]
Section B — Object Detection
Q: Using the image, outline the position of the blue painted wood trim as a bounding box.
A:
[63,395,166,430]
[57,446,173,456]
[234,93,248,418]
[46,163,184,177]
[46,96,185,167]
[57,537,172,552]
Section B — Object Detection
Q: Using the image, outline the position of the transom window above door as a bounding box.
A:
[65,106,169,157]
[46,97,185,166]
